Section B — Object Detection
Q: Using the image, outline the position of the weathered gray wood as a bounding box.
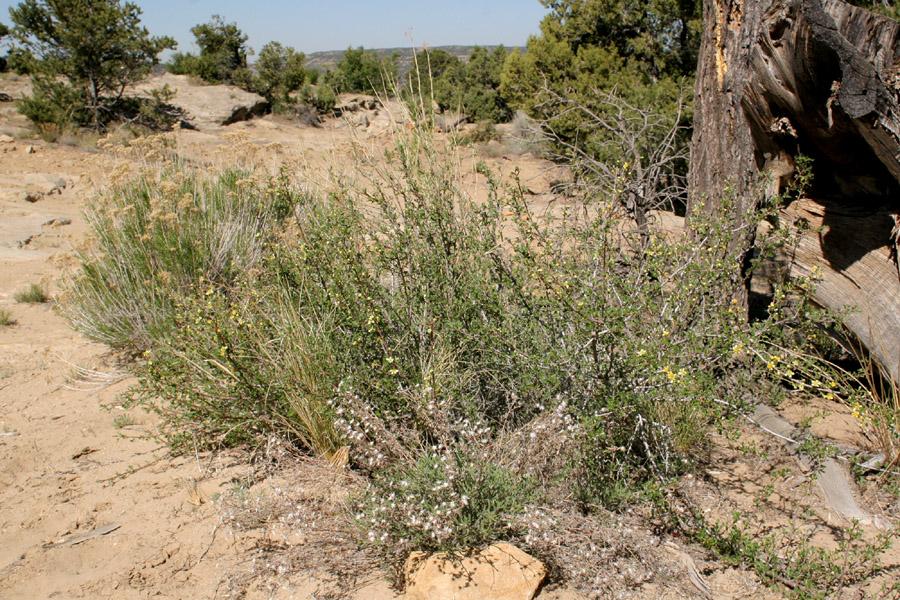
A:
[785,200,900,378]
[689,0,900,380]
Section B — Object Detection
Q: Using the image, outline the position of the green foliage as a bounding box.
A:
[166,51,201,77]
[15,282,47,303]
[0,21,8,72]
[5,47,34,75]
[301,83,336,113]
[17,76,91,132]
[848,0,900,20]
[408,47,511,123]
[501,0,698,157]
[325,46,397,94]
[64,103,893,590]
[9,0,175,130]
[691,513,899,600]
[168,15,251,85]
[132,279,341,451]
[249,41,306,106]
[406,48,461,101]
[460,121,501,144]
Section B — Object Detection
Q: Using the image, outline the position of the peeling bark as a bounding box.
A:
[689,0,900,380]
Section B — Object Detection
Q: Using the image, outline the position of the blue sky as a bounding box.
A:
[1,1,550,55]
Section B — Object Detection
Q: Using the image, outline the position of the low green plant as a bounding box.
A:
[301,83,336,114]
[15,283,47,303]
[112,413,134,429]
[461,121,501,144]
[690,512,899,600]
[0,308,16,326]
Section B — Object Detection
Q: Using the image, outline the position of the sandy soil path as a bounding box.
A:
[0,138,255,599]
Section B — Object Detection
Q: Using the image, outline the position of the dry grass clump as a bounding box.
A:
[15,282,48,304]
[0,308,16,326]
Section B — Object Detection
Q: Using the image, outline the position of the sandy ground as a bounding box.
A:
[0,84,896,600]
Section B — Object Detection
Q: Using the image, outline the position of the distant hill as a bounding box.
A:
[305,46,522,77]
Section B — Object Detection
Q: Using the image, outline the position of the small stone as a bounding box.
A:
[26,145,35,154]
[403,543,546,600]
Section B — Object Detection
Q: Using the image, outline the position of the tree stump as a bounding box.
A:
[689,0,900,380]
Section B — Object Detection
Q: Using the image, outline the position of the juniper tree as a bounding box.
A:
[9,0,175,129]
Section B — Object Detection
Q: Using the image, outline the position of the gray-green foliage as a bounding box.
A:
[8,0,175,130]
[65,143,295,354]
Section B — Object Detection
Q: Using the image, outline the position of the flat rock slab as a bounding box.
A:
[403,542,546,600]
[131,73,269,130]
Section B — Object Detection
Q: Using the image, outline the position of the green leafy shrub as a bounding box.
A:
[324,46,397,94]
[300,83,336,114]
[500,0,697,166]
[65,96,883,587]
[691,513,899,600]
[17,77,91,134]
[9,0,175,130]
[407,47,511,123]
[166,52,202,77]
[169,15,251,85]
[249,41,306,107]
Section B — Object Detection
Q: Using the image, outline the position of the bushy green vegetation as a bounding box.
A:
[65,137,295,354]
[63,90,899,597]
[0,22,9,72]
[324,46,397,94]
[251,41,307,107]
[168,15,251,86]
[500,0,698,165]
[168,17,308,112]
[8,0,175,131]
[51,1,900,594]
[301,82,336,114]
[410,46,511,123]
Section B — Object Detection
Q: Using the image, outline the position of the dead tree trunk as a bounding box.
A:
[689,0,900,381]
